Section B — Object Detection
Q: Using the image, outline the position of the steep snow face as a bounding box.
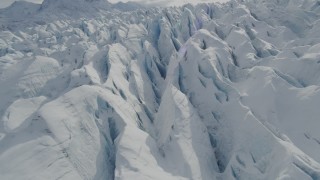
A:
[1,0,320,180]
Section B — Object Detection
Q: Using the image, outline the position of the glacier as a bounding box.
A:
[1,0,320,179]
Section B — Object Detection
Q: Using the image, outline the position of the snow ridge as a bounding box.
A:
[1,0,320,179]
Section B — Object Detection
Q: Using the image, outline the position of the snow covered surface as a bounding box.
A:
[108,0,229,7]
[1,0,320,179]
[0,0,228,9]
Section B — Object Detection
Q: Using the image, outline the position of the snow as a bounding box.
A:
[3,96,46,132]
[1,0,320,179]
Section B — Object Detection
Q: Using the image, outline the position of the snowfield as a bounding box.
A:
[1,0,320,179]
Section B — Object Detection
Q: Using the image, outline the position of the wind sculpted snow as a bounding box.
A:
[1,0,320,179]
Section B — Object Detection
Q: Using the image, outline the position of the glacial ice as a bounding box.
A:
[0,0,320,179]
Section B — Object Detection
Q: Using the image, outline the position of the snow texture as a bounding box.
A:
[1,0,320,179]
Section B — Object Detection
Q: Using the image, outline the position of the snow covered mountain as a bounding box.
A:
[1,0,320,179]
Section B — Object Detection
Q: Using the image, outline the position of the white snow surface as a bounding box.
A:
[1,0,320,179]
[0,0,228,9]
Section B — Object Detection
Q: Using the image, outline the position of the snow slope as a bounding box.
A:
[1,0,320,179]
